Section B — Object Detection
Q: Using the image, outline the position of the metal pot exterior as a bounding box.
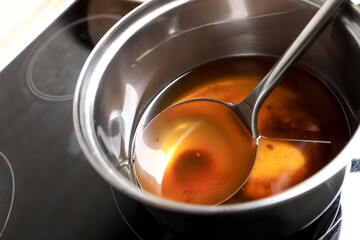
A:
[73,0,360,239]
[146,167,346,239]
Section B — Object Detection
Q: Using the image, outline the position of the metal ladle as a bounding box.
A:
[133,0,346,205]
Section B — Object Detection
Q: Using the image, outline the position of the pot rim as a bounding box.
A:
[73,0,360,214]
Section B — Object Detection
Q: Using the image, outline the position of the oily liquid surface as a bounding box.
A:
[134,57,350,205]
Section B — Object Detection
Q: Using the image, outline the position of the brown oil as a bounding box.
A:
[133,56,350,205]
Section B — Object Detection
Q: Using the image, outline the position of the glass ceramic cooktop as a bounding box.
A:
[0,1,359,239]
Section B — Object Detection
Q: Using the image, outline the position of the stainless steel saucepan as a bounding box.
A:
[73,0,360,239]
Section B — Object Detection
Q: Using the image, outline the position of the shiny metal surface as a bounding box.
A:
[234,0,346,140]
[73,0,360,239]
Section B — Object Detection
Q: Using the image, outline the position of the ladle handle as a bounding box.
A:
[234,0,346,140]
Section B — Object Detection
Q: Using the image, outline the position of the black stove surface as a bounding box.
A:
[0,2,359,240]
[0,3,130,240]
